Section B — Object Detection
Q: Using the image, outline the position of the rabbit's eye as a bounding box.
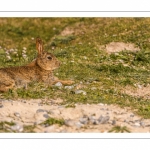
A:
[47,56,52,60]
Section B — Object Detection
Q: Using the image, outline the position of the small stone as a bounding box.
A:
[92,119,99,125]
[75,122,84,129]
[43,114,50,119]
[99,116,110,124]
[140,122,145,127]
[99,103,104,106]
[75,90,87,95]
[130,114,134,117]
[0,105,3,108]
[79,117,88,124]
[64,85,74,90]
[36,109,46,113]
[55,82,63,87]
[14,112,20,117]
[134,122,141,127]
[11,124,23,132]
[112,120,116,125]
[65,119,75,127]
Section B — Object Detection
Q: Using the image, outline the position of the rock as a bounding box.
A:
[14,112,20,117]
[112,120,116,125]
[90,119,99,125]
[36,109,46,113]
[55,82,63,87]
[0,105,3,108]
[134,122,141,127]
[140,122,145,127]
[99,103,104,106]
[74,90,87,95]
[64,85,74,90]
[130,114,134,117]
[79,117,88,124]
[98,115,103,122]
[11,124,23,132]
[99,116,110,124]
[43,114,50,119]
[65,119,75,127]
[45,125,57,132]
[75,122,84,129]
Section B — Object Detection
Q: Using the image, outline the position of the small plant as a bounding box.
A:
[23,125,36,133]
[41,118,65,126]
[109,125,131,133]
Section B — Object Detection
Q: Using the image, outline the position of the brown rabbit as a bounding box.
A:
[0,37,74,92]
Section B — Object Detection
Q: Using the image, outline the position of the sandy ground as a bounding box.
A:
[0,98,150,133]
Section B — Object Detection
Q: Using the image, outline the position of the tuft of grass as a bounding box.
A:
[0,121,15,132]
[23,125,36,133]
[41,118,65,126]
[109,125,131,133]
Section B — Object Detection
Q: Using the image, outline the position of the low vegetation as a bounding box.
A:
[0,18,150,118]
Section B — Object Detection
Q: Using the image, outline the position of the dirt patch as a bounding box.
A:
[0,99,150,133]
[99,42,140,53]
[60,23,88,36]
[123,85,150,99]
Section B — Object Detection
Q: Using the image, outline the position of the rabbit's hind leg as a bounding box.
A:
[0,78,15,92]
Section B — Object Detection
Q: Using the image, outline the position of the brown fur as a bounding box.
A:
[0,37,74,92]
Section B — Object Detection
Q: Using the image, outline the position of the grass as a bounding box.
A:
[0,18,150,118]
[0,121,15,132]
[109,125,131,133]
[41,118,65,126]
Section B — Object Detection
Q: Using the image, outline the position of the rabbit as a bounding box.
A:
[0,37,74,92]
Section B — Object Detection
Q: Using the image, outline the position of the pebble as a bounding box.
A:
[65,119,75,127]
[11,124,24,132]
[99,116,110,124]
[91,119,99,125]
[140,122,145,127]
[43,114,50,119]
[64,85,74,90]
[112,120,116,125]
[130,114,134,117]
[75,122,84,129]
[14,112,20,117]
[134,122,141,127]
[74,90,87,95]
[99,103,104,106]
[36,109,46,113]
[79,117,88,124]
[55,82,63,87]
[0,105,3,108]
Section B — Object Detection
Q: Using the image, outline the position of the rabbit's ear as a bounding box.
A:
[36,37,44,55]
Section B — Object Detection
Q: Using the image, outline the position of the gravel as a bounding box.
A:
[0,99,150,133]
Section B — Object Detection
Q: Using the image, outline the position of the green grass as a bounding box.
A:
[0,121,15,132]
[41,118,65,126]
[0,18,150,118]
[109,125,131,133]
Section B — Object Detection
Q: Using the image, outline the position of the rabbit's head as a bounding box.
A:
[36,37,60,71]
